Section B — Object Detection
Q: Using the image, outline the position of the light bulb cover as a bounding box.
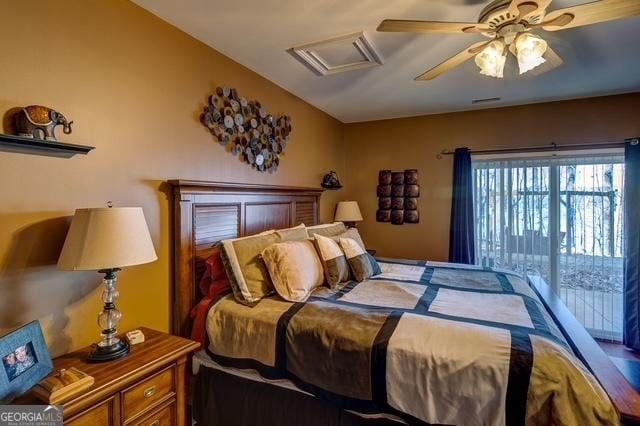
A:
[515,33,548,74]
[475,40,507,79]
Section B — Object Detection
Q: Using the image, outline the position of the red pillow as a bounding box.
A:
[190,249,231,346]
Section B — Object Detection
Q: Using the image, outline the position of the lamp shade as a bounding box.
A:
[475,40,506,79]
[515,33,547,74]
[58,207,157,271]
[334,201,363,222]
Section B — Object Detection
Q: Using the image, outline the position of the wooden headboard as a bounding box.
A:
[168,180,324,337]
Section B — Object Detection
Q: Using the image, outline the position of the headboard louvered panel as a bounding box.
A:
[295,201,316,225]
[169,180,324,337]
[193,204,240,283]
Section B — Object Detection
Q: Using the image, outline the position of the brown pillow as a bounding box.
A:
[306,222,347,238]
[275,223,308,241]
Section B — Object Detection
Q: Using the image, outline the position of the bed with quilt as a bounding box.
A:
[190,221,618,426]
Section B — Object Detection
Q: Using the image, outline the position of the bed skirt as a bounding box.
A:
[193,366,404,426]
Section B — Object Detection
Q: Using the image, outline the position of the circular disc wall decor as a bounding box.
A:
[200,86,292,173]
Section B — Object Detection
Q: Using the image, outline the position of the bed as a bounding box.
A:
[169,180,640,425]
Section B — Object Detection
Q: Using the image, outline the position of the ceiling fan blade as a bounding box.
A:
[530,13,575,28]
[518,2,540,17]
[415,41,491,81]
[377,19,491,34]
[528,46,564,76]
[542,0,640,31]
[507,0,553,20]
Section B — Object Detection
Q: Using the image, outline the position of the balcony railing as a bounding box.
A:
[474,155,624,341]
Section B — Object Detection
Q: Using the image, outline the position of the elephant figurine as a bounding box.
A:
[14,105,73,141]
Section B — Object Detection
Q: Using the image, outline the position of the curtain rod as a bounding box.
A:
[436,138,639,159]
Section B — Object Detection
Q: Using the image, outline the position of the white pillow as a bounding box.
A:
[261,240,324,302]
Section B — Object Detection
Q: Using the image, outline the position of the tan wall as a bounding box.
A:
[0,0,344,356]
[344,93,640,261]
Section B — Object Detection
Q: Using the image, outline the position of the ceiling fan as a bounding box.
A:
[377,0,640,80]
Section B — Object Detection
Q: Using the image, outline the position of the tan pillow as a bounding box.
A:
[333,228,366,251]
[261,240,324,302]
[339,237,380,282]
[314,234,350,288]
[306,222,347,238]
[220,231,281,306]
[275,223,308,241]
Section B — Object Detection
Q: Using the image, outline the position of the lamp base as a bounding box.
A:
[87,339,130,362]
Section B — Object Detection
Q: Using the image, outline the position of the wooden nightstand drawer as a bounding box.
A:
[66,397,114,426]
[122,366,175,421]
[14,329,199,426]
[132,399,176,426]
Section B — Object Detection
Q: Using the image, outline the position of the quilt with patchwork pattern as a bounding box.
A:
[205,258,619,426]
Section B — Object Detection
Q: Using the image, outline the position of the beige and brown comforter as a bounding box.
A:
[205,258,619,426]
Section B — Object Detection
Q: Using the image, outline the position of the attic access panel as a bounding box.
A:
[288,32,384,76]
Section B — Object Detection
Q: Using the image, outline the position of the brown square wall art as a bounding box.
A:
[376,169,419,225]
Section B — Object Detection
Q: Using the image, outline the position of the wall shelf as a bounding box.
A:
[0,133,94,158]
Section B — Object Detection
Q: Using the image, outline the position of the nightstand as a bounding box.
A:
[19,327,199,425]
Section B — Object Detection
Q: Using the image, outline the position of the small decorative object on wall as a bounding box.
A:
[0,320,53,404]
[376,169,419,225]
[14,105,73,141]
[200,86,292,173]
[321,171,343,189]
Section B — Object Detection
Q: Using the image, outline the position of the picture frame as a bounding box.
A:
[0,320,52,403]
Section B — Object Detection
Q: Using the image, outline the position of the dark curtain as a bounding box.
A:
[624,138,640,350]
[448,147,475,264]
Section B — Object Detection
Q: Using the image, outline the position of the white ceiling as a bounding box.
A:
[132,0,640,123]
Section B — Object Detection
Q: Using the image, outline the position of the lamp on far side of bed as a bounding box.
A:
[57,204,157,362]
[335,201,363,228]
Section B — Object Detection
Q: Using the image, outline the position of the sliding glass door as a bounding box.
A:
[473,153,625,341]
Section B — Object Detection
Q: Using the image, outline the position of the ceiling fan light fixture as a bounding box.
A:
[515,33,548,74]
[475,40,506,79]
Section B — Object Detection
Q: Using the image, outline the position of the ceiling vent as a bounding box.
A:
[472,97,501,104]
[288,32,384,76]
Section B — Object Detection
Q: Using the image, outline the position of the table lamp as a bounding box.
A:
[57,206,157,362]
[334,201,363,228]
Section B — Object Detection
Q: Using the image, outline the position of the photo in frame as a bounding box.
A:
[0,320,52,403]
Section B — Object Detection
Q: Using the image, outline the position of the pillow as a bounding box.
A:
[220,231,281,306]
[306,222,347,238]
[261,240,324,302]
[275,223,308,241]
[191,248,231,346]
[313,234,350,288]
[333,228,366,251]
[339,237,381,282]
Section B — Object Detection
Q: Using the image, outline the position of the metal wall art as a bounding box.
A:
[200,86,292,173]
[376,169,419,225]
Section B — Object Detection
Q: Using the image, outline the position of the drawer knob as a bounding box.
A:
[149,421,160,426]
[143,386,157,398]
